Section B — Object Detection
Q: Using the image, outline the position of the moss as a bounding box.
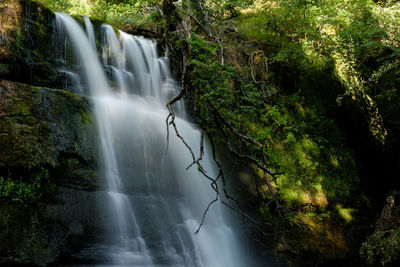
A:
[16,222,66,266]
[0,0,60,87]
[188,26,366,259]
[70,14,84,24]
[0,202,66,266]
[0,63,10,74]
[10,26,24,59]
[0,203,26,254]
[79,108,93,125]
[113,26,121,37]
[90,16,105,26]
[0,3,100,263]
[0,79,99,264]
[11,96,32,116]
[0,79,97,173]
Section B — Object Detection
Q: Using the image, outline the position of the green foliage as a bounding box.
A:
[233,0,400,146]
[37,0,158,27]
[208,0,254,17]
[189,33,359,224]
[0,168,54,206]
[15,0,400,260]
[183,0,400,258]
[360,229,400,265]
[260,95,359,209]
[189,35,245,121]
[187,0,255,22]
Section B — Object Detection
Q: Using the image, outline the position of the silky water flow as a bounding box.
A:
[55,13,252,267]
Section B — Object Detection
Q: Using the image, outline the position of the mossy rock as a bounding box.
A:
[0,79,99,187]
[0,202,67,266]
[0,79,100,265]
[0,0,61,88]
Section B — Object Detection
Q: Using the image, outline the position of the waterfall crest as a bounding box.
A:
[55,12,251,267]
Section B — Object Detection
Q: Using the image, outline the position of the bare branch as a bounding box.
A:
[166,105,196,163]
[209,103,285,215]
[195,194,219,234]
[160,0,288,233]
[210,102,263,148]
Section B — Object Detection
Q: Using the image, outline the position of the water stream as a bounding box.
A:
[55,13,252,267]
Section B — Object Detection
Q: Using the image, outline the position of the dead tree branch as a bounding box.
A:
[161,0,286,233]
[195,194,219,234]
[166,99,270,233]
[210,102,263,148]
[209,103,285,215]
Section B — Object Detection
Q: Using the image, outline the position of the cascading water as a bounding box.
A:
[55,12,252,267]
[85,15,97,50]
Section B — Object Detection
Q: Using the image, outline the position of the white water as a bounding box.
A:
[55,13,251,267]
[85,15,96,50]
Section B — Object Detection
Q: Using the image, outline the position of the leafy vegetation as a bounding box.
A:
[179,0,400,262]
[25,0,399,263]
[360,229,400,266]
[0,168,54,205]
[234,0,400,144]
[188,32,361,241]
[36,0,157,27]
[2,0,399,264]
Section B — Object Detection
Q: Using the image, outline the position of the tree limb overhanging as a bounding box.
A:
[209,103,284,215]
[166,102,267,234]
[160,0,286,233]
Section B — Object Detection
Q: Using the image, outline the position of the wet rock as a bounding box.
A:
[0,79,99,187]
[0,79,100,265]
[0,0,60,88]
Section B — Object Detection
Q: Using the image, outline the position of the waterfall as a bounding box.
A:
[55,13,251,267]
[84,15,96,50]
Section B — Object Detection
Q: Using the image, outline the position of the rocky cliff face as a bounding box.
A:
[0,80,98,186]
[0,0,61,88]
[0,1,104,265]
[0,79,103,266]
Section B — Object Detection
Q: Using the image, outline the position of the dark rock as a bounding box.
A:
[0,79,100,265]
[16,221,67,266]
[0,0,61,88]
[0,79,99,187]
